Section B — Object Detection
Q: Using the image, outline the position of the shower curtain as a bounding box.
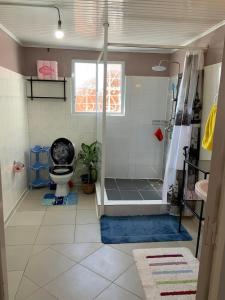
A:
[163,51,203,203]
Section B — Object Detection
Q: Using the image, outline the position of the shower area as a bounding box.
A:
[103,63,181,205]
[105,61,179,204]
[95,25,203,215]
[105,76,167,203]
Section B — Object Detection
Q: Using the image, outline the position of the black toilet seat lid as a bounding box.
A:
[50,138,75,165]
[49,166,73,176]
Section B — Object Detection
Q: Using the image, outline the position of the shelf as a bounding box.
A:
[31,178,50,187]
[27,76,66,101]
[27,96,66,100]
[27,78,66,83]
[31,162,49,170]
[31,145,50,153]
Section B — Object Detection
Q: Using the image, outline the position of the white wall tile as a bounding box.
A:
[27,78,97,153]
[0,67,29,220]
[105,76,169,179]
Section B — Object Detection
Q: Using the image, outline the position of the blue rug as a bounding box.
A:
[100,214,192,244]
[42,192,78,206]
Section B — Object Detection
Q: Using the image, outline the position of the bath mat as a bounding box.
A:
[133,247,199,300]
[100,214,192,244]
[42,192,78,206]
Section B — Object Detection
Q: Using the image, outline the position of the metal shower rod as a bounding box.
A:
[108,42,208,51]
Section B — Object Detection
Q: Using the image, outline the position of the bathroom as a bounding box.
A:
[0,1,225,299]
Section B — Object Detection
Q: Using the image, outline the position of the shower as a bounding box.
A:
[152,60,181,74]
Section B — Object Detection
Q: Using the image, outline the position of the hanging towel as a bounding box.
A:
[202,104,217,151]
[154,128,164,141]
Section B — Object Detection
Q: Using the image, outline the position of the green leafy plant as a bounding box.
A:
[78,141,98,184]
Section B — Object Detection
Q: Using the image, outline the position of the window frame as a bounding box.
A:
[71,59,125,116]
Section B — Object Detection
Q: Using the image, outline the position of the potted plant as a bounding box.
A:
[78,141,98,194]
[168,184,180,216]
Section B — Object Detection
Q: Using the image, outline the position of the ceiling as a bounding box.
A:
[1,0,225,51]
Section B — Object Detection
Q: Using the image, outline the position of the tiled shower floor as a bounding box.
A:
[105,178,163,201]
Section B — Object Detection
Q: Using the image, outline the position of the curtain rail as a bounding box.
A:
[108,42,208,51]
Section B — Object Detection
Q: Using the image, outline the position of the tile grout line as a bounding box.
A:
[93,282,114,299]
[13,207,48,299]
[113,281,144,300]
[15,274,43,300]
[49,241,104,264]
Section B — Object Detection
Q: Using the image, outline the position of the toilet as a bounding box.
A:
[49,138,75,197]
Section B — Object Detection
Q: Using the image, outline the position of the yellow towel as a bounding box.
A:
[202,104,217,151]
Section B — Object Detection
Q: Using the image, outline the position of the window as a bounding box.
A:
[72,61,125,114]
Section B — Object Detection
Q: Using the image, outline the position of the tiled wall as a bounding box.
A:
[0,66,29,220]
[27,76,169,181]
[27,78,97,163]
[105,76,169,179]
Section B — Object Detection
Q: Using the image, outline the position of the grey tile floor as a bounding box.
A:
[105,178,162,200]
[6,187,199,300]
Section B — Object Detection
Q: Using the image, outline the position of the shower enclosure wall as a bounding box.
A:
[105,76,170,203]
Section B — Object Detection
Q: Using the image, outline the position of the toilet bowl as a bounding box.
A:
[49,138,75,197]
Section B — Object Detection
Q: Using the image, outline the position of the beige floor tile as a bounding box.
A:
[26,288,57,300]
[182,217,198,237]
[25,248,75,286]
[8,212,45,226]
[110,242,182,259]
[76,209,98,224]
[75,224,101,243]
[42,211,75,225]
[6,245,32,271]
[51,243,102,262]
[18,197,46,211]
[109,244,142,256]
[5,226,39,245]
[25,188,49,200]
[81,245,133,281]
[15,276,39,300]
[115,264,145,299]
[31,245,49,256]
[96,283,142,300]
[77,197,96,210]
[178,240,196,256]
[8,271,23,300]
[79,193,95,201]
[45,264,110,300]
[46,204,77,211]
[35,225,75,245]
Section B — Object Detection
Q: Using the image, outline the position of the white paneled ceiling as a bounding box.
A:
[0,0,225,50]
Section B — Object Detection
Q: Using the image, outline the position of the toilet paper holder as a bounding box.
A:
[13,161,24,173]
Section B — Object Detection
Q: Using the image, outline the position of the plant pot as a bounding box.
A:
[169,205,180,216]
[82,182,95,194]
[81,174,89,183]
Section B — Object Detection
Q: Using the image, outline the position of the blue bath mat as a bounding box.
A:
[100,214,192,244]
[42,192,78,206]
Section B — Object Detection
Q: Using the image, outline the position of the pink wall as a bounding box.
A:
[0,29,23,74]
[170,25,225,76]
[22,47,170,77]
[1,23,225,77]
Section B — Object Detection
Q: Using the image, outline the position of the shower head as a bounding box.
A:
[152,60,181,73]
[152,65,167,72]
[152,60,167,72]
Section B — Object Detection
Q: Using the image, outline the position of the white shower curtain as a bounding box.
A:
[163,51,203,203]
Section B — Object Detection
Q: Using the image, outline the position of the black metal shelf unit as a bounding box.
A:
[27,77,66,101]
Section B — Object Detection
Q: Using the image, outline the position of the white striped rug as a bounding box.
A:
[133,247,199,299]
